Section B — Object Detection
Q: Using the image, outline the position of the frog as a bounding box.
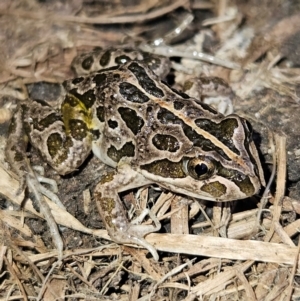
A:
[5,47,264,260]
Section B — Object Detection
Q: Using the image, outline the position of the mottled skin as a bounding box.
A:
[5,48,264,259]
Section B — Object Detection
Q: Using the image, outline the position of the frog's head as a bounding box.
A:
[139,113,264,202]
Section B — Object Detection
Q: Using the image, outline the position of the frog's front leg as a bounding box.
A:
[94,163,161,260]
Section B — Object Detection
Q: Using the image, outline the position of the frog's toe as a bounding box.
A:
[108,208,161,261]
[110,222,161,261]
[31,166,65,209]
[33,165,58,193]
[126,228,160,261]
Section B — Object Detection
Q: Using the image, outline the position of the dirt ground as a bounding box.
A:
[1,0,300,300]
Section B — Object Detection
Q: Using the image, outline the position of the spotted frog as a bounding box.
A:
[6,48,264,259]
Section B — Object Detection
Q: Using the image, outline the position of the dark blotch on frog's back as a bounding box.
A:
[69,88,96,109]
[128,62,164,98]
[173,100,185,110]
[93,73,107,85]
[115,55,132,65]
[119,82,150,103]
[107,141,135,162]
[108,119,118,129]
[72,77,84,85]
[82,56,94,70]
[96,106,105,122]
[118,107,145,135]
[99,50,111,67]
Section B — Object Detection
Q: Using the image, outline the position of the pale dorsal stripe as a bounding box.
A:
[155,99,248,169]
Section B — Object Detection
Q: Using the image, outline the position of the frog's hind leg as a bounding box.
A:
[5,102,65,259]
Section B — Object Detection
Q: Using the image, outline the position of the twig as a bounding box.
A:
[0,0,189,24]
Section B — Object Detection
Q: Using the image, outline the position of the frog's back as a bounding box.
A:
[63,61,220,168]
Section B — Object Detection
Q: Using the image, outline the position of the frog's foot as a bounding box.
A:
[32,166,65,210]
[94,169,161,260]
[32,165,58,191]
[15,164,64,258]
[109,208,161,261]
[25,172,64,260]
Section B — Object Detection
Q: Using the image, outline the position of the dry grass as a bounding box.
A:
[0,0,300,300]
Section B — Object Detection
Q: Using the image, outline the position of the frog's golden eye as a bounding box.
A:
[184,157,215,180]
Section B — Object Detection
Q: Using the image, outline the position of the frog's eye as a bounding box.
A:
[184,157,215,180]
